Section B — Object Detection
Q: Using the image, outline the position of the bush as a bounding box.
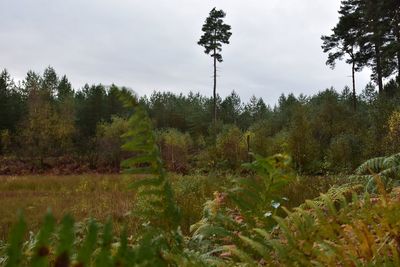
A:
[215,125,248,169]
[170,173,228,234]
[287,106,319,173]
[327,133,361,172]
[385,110,400,153]
[157,128,193,173]
[96,116,129,170]
[248,120,277,156]
[0,130,11,155]
[249,120,288,157]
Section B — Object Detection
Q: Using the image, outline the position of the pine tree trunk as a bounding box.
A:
[397,24,400,87]
[398,46,400,87]
[352,62,357,111]
[213,48,217,124]
[398,49,400,87]
[375,43,384,94]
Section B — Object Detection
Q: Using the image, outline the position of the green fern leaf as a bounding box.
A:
[30,212,55,267]
[54,215,74,267]
[76,219,98,266]
[5,214,26,267]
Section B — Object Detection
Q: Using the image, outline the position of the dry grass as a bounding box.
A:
[3,172,334,242]
[0,174,137,240]
[0,173,226,241]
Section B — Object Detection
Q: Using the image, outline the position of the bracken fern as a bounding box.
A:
[354,152,400,191]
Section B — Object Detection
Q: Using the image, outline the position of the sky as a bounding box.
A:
[0,0,372,105]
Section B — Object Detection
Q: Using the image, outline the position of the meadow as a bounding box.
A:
[0,173,235,241]
[0,172,343,242]
[0,175,133,241]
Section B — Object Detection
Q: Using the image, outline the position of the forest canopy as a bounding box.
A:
[0,65,399,174]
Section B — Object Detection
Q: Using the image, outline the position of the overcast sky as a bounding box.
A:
[0,0,372,105]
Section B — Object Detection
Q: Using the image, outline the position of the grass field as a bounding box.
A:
[0,172,342,242]
[0,174,137,240]
[0,173,227,241]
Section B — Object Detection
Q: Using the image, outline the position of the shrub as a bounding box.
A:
[327,133,361,172]
[248,120,278,157]
[249,125,289,158]
[385,110,400,153]
[287,105,319,173]
[157,128,193,173]
[215,125,248,169]
[96,116,130,170]
[267,184,398,266]
[0,130,11,155]
[170,173,228,234]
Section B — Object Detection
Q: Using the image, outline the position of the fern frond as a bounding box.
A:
[382,153,400,169]
[94,220,113,267]
[5,214,26,267]
[222,245,254,264]
[76,219,98,266]
[119,92,181,231]
[54,215,74,267]
[354,152,400,191]
[356,156,386,175]
[29,212,55,267]
[238,234,270,260]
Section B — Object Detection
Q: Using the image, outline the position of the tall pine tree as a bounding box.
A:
[322,0,364,110]
[198,8,232,124]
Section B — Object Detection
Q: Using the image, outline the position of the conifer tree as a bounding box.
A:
[198,8,232,124]
[385,0,400,86]
[323,0,398,95]
[322,0,364,110]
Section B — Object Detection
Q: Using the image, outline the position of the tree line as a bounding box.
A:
[1,66,400,174]
[0,67,133,172]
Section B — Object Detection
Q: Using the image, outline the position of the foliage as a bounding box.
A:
[189,154,294,263]
[267,183,399,266]
[0,90,207,266]
[1,66,400,175]
[96,116,130,170]
[327,133,361,172]
[157,128,193,173]
[0,130,11,155]
[3,114,400,266]
[2,1,400,264]
[323,0,400,93]
[321,0,364,109]
[386,110,400,152]
[354,152,400,191]
[287,105,319,173]
[118,92,181,232]
[170,173,229,235]
[214,125,248,169]
[198,7,232,123]
[0,212,186,266]
[247,120,276,157]
[198,8,232,63]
